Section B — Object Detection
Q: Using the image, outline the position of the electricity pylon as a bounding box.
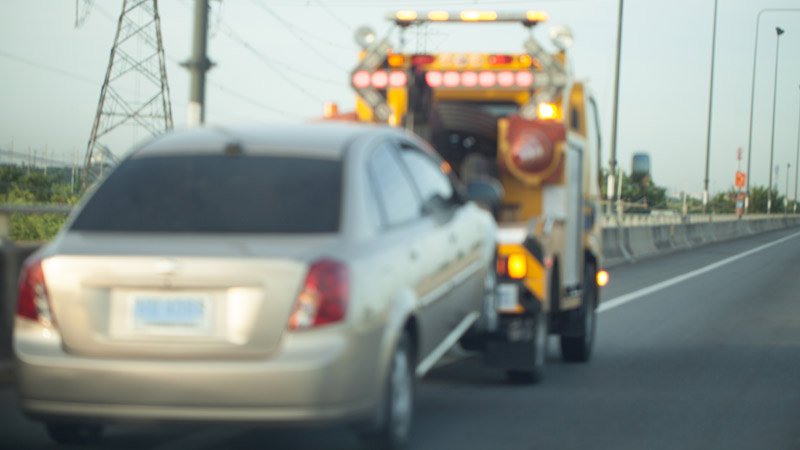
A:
[83,0,173,186]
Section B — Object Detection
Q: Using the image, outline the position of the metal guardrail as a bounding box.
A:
[601,213,798,227]
[0,204,73,215]
[1,203,798,236]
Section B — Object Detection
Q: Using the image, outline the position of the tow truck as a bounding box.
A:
[328,9,608,382]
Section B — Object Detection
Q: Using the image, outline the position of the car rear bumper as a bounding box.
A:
[14,319,382,425]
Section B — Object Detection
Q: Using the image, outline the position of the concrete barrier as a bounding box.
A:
[602,216,800,267]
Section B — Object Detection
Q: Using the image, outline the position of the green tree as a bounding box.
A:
[748,185,785,213]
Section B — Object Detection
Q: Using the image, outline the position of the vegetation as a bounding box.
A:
[1,165,82,242]
[600,169,797,215]
[2,164,797,242]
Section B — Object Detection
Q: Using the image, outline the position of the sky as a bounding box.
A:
[1,0,800,199]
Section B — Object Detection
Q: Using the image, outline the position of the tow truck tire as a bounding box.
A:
[505,308,547,384]
[460,264,497,352]
[45,423,104,445]
[560,262,597,363]
[358,332,414,450]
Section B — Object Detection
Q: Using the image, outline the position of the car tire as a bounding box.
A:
[45,422,104,445]
[359,332,414,450]
[560,262,597,362]
[505,308,547,384]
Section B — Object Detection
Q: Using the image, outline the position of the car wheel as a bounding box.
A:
[560,263,597,362]
[505,308,547,384]
[360,332,414,450]
[45,423,104,445]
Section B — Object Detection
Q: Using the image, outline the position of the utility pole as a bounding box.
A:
[608,0,624,215]
[767,26,784,214]
[184,0,212,127]
[703,0,719,214]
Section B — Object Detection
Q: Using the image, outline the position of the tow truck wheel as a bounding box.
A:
[560,262,597,362]
[459,263,497,352]
[505,308,547,384]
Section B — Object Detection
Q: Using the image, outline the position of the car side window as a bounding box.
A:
[368,143,422,228]
[396,143,456,214]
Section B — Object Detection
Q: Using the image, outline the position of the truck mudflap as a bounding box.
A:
[482,279,548,381]
[484,314,540,370]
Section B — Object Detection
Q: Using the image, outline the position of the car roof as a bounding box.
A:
[131,122,401,159]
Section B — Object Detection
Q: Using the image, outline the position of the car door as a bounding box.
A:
[366,141,450,361]
[393,140,484,342]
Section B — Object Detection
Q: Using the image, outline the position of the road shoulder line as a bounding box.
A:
[599,230,800,314]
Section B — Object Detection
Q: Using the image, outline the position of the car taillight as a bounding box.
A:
[16,257,54,325]
[288,259,349,330]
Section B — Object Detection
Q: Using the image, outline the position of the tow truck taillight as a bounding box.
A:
[352,70,408,89]
[16,257,55,326]
[288,259,349,330]
[425,70,534,89]
[497,253,527,280]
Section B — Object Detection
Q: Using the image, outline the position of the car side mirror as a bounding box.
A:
[466,177,504,207]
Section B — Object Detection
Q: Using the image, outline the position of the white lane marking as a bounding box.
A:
[416,312,479,377]
[598,230,800,314]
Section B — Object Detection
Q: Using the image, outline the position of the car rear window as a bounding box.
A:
[71,154,342,233]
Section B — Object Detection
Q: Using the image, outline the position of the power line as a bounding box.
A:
[251,0,350,71]
[253,0,356,51]
[0,49,99,86]
[313,0,354,32]
[208,80,306,119]
[175,0,338,105]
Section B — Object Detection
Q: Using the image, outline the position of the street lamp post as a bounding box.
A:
[745,9,800,214]
[786,163,791,214]
[608,0,625,215]
[795,84,800,214]
[767,26,784,215]
[702,0,719,214]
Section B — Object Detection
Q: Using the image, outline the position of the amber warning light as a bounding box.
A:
[597,270,609,287]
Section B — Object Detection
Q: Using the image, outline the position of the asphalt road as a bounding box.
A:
[2,227,799,450]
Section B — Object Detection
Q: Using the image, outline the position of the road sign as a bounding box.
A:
[735,171,746,188]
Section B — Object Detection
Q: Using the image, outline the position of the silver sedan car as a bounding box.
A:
[14,123,498,448]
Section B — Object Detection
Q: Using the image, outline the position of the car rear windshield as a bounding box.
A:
[71,154,342,233]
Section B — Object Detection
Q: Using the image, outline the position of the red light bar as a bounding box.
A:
[412,55,437,66]
[488,54,514,65]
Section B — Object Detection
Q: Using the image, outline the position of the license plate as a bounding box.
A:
[496,283,520,312]
[133,295,210,330]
